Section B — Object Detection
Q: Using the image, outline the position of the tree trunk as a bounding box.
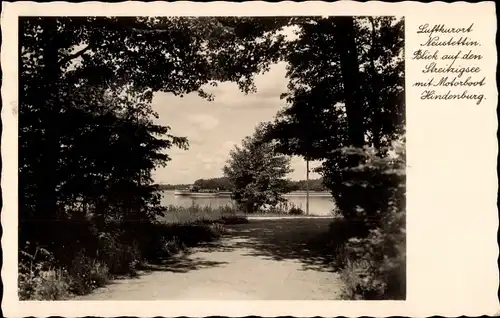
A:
[368,17,382,150]
[332,17,365,148]
[306,159,310,216]
[37,18,61,228]
[331,17,366,222]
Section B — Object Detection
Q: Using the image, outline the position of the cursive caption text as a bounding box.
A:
[413,23,485,105]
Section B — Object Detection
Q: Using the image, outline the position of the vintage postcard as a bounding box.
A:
[1,1,498,317]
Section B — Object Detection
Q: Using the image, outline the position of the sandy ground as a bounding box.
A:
[76,218,343,300]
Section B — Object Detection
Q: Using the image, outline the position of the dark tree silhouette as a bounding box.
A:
[261,16,405,221]
[19,16,294,250]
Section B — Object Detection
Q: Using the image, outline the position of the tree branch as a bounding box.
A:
[58,43,93,66]
[130,27,171,33]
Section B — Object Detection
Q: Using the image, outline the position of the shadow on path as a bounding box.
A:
[75,218,343,300]
[141,253,229,273]
[200,218,337,272]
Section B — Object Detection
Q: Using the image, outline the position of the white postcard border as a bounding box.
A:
[2,1,498,317]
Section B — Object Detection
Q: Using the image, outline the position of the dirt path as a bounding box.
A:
[76,218,343,300]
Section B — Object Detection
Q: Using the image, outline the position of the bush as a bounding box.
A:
[329,139,406,300]
[322,139,405,224]
[339,205,406,299]
[19,206,233,300]
[262,201,306,215]
[219,215,249,224]
[97,233,142,276]
[209,223,225,236]
[18,246,72,300]
[288,207,305,215]
[67,251,110,295]
[31,268,71,300]
[130,220,227,263]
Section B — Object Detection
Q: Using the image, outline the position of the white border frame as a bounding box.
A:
[2,1,498,317]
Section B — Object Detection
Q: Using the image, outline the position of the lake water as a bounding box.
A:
[160,190,336,216]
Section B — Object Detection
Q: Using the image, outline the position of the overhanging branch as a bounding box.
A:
[58,43,93,66]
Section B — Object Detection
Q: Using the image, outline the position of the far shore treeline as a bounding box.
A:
[157,177,327,192]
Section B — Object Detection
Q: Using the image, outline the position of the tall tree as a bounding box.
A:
[19,16,293,246]
[263,16,405,220]
[333,17,365,148]
[20,15,404,241]
[223,124,292,213]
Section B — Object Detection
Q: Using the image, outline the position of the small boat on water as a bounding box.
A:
[173,189,194,196]
[188,192,220,198]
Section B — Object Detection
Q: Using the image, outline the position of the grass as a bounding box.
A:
[159,201,336,223]
[19,205,249,301]
[19,204,333,300]
[160,204,248,224]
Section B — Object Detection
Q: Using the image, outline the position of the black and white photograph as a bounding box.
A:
[3,1,500,317]
[16,15,406,301]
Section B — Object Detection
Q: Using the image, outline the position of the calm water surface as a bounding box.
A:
[160,190,336,216]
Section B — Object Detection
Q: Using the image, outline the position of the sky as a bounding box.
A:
[151,62,321,184]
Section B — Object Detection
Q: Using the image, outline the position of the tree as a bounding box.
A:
[286,179,326,192]
[19,16,405,298]
[19,16,294,248]
[223,124,292,213]
[193,177,233,191]
[19,79,186,250]
[263,16,405,221]
[20,15,404,238]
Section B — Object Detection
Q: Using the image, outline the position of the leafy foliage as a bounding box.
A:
[285,178,326,192]
[19,16,291,299]
[19,15,297,244]
[288,206,305,216]
[19,16,406,300]
[237,16,406,299]
[193,177,233,191]
[223,124,293,213]
[339,140,406,300]
[259,16,404,221]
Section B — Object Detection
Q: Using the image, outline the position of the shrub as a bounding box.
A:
[67,251,110,295]
[18,267,36,300]
[133,220,227,263]
[322,138,405,224]
[261,201,306,215]
[163,237,184,256]
[331,139,406,300]
[219,215,249,224]
[19,205,232,300]
[32,268,71,300]
[288,206,305,215]
[97,233,142,276]
[18,246,72,300]
[339,205,406,299]
[209,223,225,236]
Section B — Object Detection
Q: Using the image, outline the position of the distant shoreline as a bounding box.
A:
[162,189,332,197]
[282,192,331,197]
